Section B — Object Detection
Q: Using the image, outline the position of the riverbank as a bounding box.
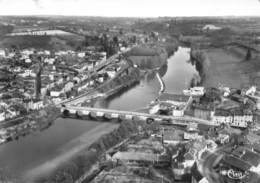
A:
[124,46,168,70]
[0,119,106,183]
[32,119,156,183]
[97,67,141,97]
[156,72,165,94]
[190,47,260,88]
[93,45,175,106]
[0,105,60,146]
[23,122,119,183]
[124,42,178,70]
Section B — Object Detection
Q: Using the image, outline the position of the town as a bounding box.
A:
[1,8,260,183]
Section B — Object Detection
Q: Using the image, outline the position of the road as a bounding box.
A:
[62,105,218,127]
[0,116,26,128]
[201,146,226,183]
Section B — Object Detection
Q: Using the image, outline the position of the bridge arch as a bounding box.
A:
[75,111,82,119]
[62,109,70,117]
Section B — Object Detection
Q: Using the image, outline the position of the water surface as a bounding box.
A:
[97,47,198,110]
[0,118,102,178]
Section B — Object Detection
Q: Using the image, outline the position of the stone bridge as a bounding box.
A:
[60,106,217,127]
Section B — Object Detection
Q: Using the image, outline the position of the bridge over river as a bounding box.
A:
[60,105,217,127]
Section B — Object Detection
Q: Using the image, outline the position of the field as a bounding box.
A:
[202,47,260,88]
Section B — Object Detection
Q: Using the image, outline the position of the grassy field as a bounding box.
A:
[202,47,260,88]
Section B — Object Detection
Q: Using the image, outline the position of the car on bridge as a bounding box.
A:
[146,118,155,124]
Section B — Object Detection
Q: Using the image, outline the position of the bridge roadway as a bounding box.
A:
[61,106,217,127]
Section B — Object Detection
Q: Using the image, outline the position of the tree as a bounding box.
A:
[0,25,14,35]
[84,35,91,47]
[122,40,128,47]
[131,35,137,44]
[75,45,82,52]
[245,49,252,60]
[113,36,119,46]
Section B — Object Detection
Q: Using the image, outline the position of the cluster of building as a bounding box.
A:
[149,86,258,128]
[93,128,172,183]
[0,46,114,122]
[91,105,260,183]
[141,85,260,182]
[0,107,52,145]
[149,93,193,117]
[168,127,260,183]
[219,145,260,182]
[0,119,37,145]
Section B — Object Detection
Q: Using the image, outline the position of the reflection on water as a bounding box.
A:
[97,47,199,111]
[143,63,168,83]
[158,63,168,78]
[0,118,102,178]
[95,64,169,109]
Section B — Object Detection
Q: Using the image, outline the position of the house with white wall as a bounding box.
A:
[0,50,6,57]
[211,109,253,128]
[153,93,192,117]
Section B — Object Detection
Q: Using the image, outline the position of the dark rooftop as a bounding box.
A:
[233,147,260,167]
[223,155,252,171]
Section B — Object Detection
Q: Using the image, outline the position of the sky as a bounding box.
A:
[0,0,260,17]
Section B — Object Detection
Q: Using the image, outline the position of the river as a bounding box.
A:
[0,46,199,181]
[96,47,199,111]
[0,119,118,181]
